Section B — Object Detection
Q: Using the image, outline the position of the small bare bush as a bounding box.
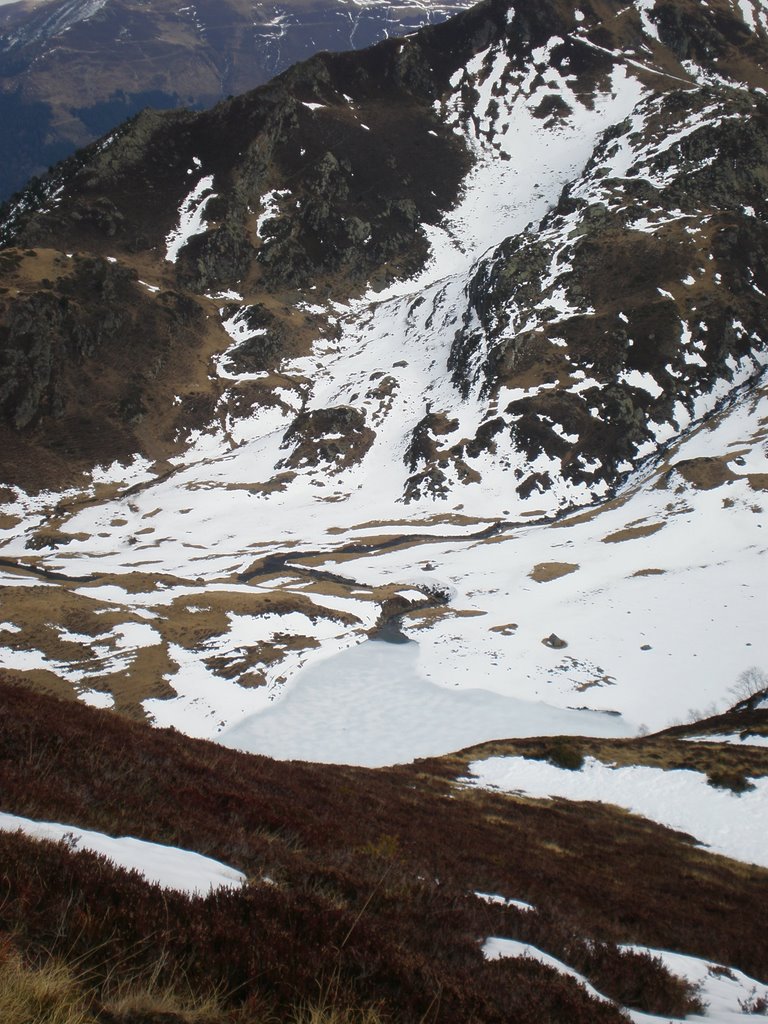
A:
[739,987,768,1014]
[546,739,585,771]
[730,667,768,706]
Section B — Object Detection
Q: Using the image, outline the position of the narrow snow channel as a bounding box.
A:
[0,811,246,895]
[219,639,632,768]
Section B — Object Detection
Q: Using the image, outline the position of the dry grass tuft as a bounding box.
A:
[0,943,94,1024]
[103,977,230,1023]
[290,1001,385,1024]
[528,562,579,582]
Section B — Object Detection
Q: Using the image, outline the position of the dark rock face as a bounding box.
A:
[1,35,472,296]
[0,252,209,486]
[0,5,483,487]
[0,258,136,431]
[219,305,285,373]
[440,81,768,500]
[280,406,375,470]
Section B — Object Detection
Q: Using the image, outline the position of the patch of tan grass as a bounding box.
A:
[0,946,94,1024]
[292,1007,384,1024]
[337,512,492,531]
[602,522,664,543]
[552,493,630,528]
[0,936,384,1024]
[529,561,579,582]
[402,606,485,631]
[671,457,737,490]
[451,733,768,782]
[103,983,229,1023]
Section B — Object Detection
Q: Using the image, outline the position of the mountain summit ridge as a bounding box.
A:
[0,0,479,200]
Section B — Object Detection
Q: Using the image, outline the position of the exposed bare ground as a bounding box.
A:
[528,561,579,582]
[602,522,665,543]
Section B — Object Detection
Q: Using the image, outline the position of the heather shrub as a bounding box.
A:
[2,679,768,1020]
[545,739,585,771]
[497,908,704,1017]
[707,770,755,794]
[573,945,705,1017]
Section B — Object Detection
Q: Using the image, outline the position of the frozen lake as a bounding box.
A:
[219,637,633,767]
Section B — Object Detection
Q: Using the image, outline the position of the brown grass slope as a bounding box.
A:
[0,679,767,1022]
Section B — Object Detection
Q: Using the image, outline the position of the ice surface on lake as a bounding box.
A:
[220,639,631,767]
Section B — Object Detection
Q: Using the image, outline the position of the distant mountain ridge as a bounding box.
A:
[0,0,478,200]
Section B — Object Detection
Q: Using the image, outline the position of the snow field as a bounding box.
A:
[0,379,765,753]
[219,638,631,767]
[165,174,217,263]
[464,755,768,868]
[0,811,246,894]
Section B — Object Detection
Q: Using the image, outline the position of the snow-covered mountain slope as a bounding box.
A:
[1,320,765,760]
[0,0,767,764]
[3,364,756,759]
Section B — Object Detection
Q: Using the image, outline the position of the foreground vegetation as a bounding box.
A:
[0,678,767,1022]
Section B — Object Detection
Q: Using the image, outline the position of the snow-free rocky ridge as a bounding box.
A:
[0,0,478,200]
[0,0,766,766]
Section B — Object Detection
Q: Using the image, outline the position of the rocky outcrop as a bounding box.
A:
[0,252,211,487]
[442,82,768,500]
[280,405,375,471]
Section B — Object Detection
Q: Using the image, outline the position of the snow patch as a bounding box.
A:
[165,176,217,263]
[465,755,768,867]
[0,811,245,895]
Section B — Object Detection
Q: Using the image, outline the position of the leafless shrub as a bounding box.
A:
[730,667,768,707]
[738,987,768,1014]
